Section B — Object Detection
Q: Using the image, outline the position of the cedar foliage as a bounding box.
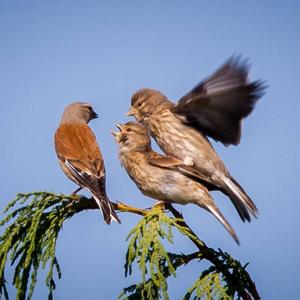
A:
[0,192,260,300]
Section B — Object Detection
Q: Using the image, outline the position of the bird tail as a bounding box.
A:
[222,175,258,222]
[206,204,240,245]
[93,195,121,225]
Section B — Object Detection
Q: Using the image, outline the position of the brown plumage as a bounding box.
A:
[55,102,120,224]
[127,57,265,222]
[112,121,239,244]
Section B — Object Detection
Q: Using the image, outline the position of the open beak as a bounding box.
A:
[126,107,136,117]
[111,123,123,137]
[116,123,123,131]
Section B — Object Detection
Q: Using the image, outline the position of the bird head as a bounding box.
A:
[61,102,98,124]
[126,89,172,123]
[111,122,151,152]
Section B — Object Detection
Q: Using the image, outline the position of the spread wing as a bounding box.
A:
[173,57,266,146]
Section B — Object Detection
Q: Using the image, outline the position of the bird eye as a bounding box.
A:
[127,128,132,132]
[84,105,92,112]
[137,102,142,107]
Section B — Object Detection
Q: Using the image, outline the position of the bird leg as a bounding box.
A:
[113,201,148,216]
[71,187,82,195]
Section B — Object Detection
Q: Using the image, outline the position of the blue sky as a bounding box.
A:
[0,1,299,299]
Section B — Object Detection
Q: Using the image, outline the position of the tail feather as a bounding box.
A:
[223,175,258,222]
[93,195,121,225]
[206,205,240,245]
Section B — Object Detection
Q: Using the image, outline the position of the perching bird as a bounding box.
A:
[127,57,265,223]
[112,121,239,244]
[54,102,120,224]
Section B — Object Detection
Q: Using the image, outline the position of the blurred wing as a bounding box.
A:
[173,57,266,145]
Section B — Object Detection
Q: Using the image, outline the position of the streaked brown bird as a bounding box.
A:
[112,121,239,244]
[54,102,120,224]
[127,57,265,223]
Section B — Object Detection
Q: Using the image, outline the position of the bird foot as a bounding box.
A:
[153,200,167,211]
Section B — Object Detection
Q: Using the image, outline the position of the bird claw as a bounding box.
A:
[153,201,167,211]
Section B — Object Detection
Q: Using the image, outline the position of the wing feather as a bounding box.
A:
[147,153,213,186]
[173,57,266,145]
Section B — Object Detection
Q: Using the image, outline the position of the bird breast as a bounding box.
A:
[148,110,204,158]
[120,152,207,204]
[120,153,162,195]
[146,109,226,178]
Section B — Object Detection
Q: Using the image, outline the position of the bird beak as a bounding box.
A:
[126,107,136,117]
[91,110,99,119]
[116,123,123,131]
[111,123,123,138]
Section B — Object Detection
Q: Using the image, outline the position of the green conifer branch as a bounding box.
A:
[184,272,232,300]
[121,204,260,300]
[167,204,260,300]
[0,192,260,300]
[0,192,149,300]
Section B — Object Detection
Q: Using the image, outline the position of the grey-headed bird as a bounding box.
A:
[55,102,120,224]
